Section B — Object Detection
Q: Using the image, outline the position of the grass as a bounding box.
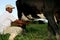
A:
[0,23,60,40]
[14,24,48,40]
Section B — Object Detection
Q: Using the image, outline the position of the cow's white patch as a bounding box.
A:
[37,13,46,19]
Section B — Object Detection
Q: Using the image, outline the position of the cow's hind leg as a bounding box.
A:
[48,16,60,40]
[44,11,60,40]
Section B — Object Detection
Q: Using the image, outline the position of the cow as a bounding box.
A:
[16,0,60,40]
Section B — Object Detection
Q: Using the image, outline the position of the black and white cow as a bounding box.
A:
[16,0,60,40]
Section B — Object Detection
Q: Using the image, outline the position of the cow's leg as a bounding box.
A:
[49,17,59,40]
[44,11,60,40]
[16,1,22,20]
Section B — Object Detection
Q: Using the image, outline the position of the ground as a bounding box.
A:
[0,23,60,40]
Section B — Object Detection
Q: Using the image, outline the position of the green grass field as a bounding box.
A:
[0,23,60,40]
